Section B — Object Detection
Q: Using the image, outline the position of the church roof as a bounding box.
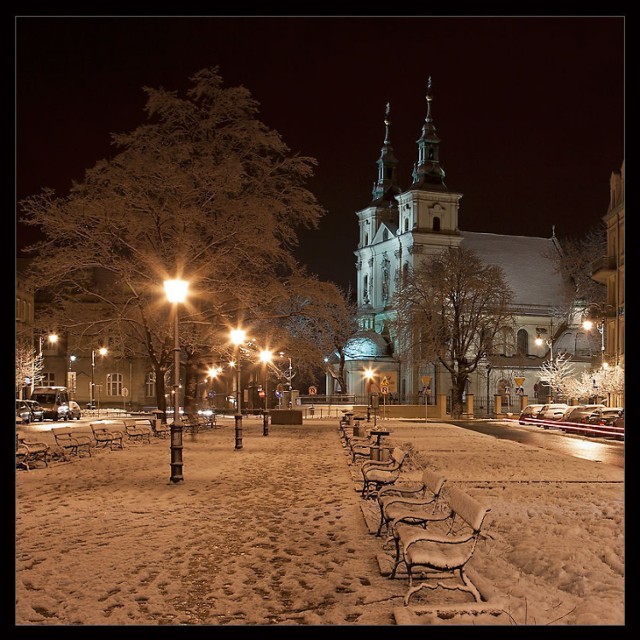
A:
[460,231,568,309]
[345,330,392,358]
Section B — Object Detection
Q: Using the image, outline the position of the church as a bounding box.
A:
[325,79,596,414]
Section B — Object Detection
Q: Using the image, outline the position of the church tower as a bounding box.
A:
[351,78,463,401]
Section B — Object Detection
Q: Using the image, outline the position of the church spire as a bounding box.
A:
[411,77,447,190]
[371,102,401,205]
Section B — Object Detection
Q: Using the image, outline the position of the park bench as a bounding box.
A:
[16,434,50,470]
[153,422,170,437]
[360,447,407,500]
[51,426,92,457]
[122,419,152,444]
[390,486,492,606]
[91,423,124,449]
[183,412,216,433]
[376,469,447,537]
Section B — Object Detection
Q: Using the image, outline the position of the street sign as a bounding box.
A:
[276,383,284,392]
[381,385,389,395]
[514,377,525,387]
[308,385,317,395]
[421,375,432,386]
[122,387,129,397]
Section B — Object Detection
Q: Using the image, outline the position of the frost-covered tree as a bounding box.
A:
[15,339,43,398]
[565,365,625,403]
[538,352,575,401]
[19,67,335,413]
[393,246,515,419]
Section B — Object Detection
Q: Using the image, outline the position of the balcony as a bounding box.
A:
[590,255,616,283]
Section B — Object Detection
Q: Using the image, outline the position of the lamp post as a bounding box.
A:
[260,349,273,436]
[32,332,58,395]
[90,347,108,411]
[230,328,246,450]
[535,333,553,401]
[164,278,189,484]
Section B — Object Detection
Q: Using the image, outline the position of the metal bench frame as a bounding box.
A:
[360,447,407,499]
[377,469,447,537]
[390,486,491,606]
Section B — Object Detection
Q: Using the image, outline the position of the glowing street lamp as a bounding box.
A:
[164,278,189,484]
[230,328,246,450]
[91,346,108,411]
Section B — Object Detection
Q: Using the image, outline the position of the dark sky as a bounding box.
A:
[15,15,625,291]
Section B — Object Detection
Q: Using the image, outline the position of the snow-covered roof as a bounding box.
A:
[460,231,567,308]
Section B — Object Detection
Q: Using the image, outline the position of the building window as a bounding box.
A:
[404,218,409,232]
[516,329,529,356]
[146,371,156,397]
[382,229,389,241]
[364,233,369,245]
[41,372,55,386]
[106,372,123,397]
[433,217,441,231]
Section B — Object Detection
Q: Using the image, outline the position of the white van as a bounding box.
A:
[30,386,71,421]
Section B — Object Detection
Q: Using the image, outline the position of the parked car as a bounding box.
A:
[535,403,569,428]
[24,399,45,422]
[16,399,32,424]
[560,404,606,433]
[585,408,624,438]
[66,400,82,420]
[613,410,624,438]
[518,404,545,425]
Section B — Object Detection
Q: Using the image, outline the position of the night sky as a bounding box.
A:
[15,15,625,291]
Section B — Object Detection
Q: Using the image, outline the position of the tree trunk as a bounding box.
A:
[451,375,467,419]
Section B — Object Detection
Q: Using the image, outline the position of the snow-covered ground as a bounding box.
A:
[15,417,624,626]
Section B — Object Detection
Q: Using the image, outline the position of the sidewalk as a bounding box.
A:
[15,417,624,626]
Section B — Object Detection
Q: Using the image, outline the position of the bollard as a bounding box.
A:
[234,414,243,450]
[263,410,269,436]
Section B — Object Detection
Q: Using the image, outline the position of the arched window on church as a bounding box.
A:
[363,275,369,304]
[364,233,369,245]
[382,229,389,241]
[516,329,529,356]
[404,218,409,232]
[496,328,514,356]
[432,217,441,231]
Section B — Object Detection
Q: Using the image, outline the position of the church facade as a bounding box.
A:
[326,79,597,413]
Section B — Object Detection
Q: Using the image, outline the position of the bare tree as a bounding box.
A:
[393,246,515,418]
[552,226,607,308]
[19,68,331,413]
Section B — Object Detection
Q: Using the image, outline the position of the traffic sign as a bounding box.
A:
[381,385,389,395]
[122,387,129,397]
[308,385,317,395]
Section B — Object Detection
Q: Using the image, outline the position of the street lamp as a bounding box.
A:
[91,347,108,412]
[230,328,246,450]
[164,278,189,484]
[535,333,553,362]
[260,349,273,436]
[535,332,554,401]
[582,302,614,367]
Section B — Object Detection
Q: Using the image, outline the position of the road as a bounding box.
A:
[449,419,624,468]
